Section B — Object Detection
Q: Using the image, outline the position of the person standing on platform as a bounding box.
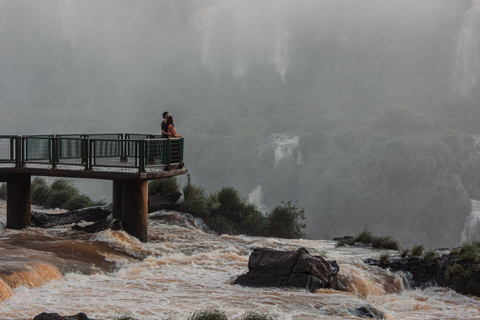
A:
[166,116,182,138]
[161,111,170,138]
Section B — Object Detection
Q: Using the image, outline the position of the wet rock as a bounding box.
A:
[148,192,181,213]
[366,255,480,297]
[33,312,94,320]
[234,247,339,292]
[348,306,388,319]
[71,215,123,233]
[31,205,112,228]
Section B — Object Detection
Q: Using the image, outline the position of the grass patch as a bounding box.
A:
[456,241,480,263]
[379,252,391,265]
[217,186,243,211]
[335,229,400,250]
[446,263,472,281]
[187,309,228,320]
[411,245,424,257]
[149,177,180,195]
[238,310,277,320]
[423,249,438,264]
[266,201,306,239]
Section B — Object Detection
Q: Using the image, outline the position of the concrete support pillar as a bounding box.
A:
[6,174,31,229]
[122,180,148,242]
[112,180,124,220]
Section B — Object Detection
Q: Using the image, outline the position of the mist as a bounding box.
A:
[1,0,480,248]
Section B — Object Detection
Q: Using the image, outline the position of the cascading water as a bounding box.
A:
[462,200,480,243]
[256,132,302,169]
[191,0,290,82]
[453,0,480,97]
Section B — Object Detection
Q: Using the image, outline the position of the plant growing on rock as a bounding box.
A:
[238,310,277,320]
[411,245,424,257]
[187,309,228,320]
[149,177,179,195]
[423,249,438,264]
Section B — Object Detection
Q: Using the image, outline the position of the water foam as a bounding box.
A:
[453,0,480,96]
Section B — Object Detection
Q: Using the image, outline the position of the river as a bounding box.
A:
[0,200,479,320]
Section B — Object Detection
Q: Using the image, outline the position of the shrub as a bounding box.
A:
[64,194,94,211]
[423,249,438,264]
[355,229,374,244]
[32,184,51,205]
[411,245,424,257]
[266,201,306,239]
[206,214,235,235]
[180,175,210,218]
[148,177,179,195]
[371,236,400,251]
[241,203,267,236]
[217,186,243,210]
[379,253,391,265]
[187,309,228,320]
[206,192,220,210]
[400,249,409,258]
[335,237,355,247]
[50,178,79,195]
[446,263,472,282]
[457,242,480,263]
[44,189,75,209]
[31,177,48,189]
[113,314,137,320]
[238,310,277,320]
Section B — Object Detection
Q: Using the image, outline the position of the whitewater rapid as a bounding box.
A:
[0,201,479,320]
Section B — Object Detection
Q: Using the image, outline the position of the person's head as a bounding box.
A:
[166,115,174,126]
[162,111,170,119]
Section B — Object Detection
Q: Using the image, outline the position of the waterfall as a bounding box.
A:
[256,132,302,168]
[56,0,76,49]
[453,0,480,97]
[191,0,290,82]
[247,185,269,213]
[462,200,480,243]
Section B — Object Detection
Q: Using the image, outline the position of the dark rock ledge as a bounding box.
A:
[365,255,480,296]
[234,247,339,292]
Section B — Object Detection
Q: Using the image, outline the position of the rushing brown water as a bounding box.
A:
[0,200,479,320]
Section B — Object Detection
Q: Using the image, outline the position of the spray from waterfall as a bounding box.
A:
[462,200,480,243]
[191,0,290,82]
[453,0,480,97]
[256,133,302,168]
[247,185,269,214]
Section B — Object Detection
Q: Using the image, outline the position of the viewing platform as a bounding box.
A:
[0,133,187,242]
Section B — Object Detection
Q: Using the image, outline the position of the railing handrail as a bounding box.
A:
[1,134,184,172]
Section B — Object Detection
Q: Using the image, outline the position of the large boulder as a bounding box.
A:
[235,247,339,292]
[33,313,93,320]
[365,254,480,297]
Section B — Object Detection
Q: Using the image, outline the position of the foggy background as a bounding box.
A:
[1,0,480,248]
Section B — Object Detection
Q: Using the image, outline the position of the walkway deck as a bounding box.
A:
[0,133,187,242]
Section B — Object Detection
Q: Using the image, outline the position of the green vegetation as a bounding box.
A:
[335,229,400,251]
[187,309,228,320]
[423,249,439,264]
[411,245,425,257]
[31,177,106,210]
[446,263,472,282]
[149,177,180,195]
[111,309,277,320]
[450,241,480,263]
[178,175,305,239]
[378,252,391,265]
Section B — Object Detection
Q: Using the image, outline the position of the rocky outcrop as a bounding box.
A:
[33,312,94,320]
[234,247,339,292]
[148,192,182,213]
[31,205,112,228]
[365,255,480,296]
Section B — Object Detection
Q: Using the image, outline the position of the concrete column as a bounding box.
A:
[122,180,148,242]
[112,180,124,220]
[6,174,31,229]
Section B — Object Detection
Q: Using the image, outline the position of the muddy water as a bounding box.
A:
[0,201,479,320]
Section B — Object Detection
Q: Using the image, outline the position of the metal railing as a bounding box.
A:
[0,134,184,172]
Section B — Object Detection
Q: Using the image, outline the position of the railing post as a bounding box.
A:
[88,139,93,170]
[139,140,145,172]
[51,137,58,169]
[166,138,171,169]
[179,137,184,163]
